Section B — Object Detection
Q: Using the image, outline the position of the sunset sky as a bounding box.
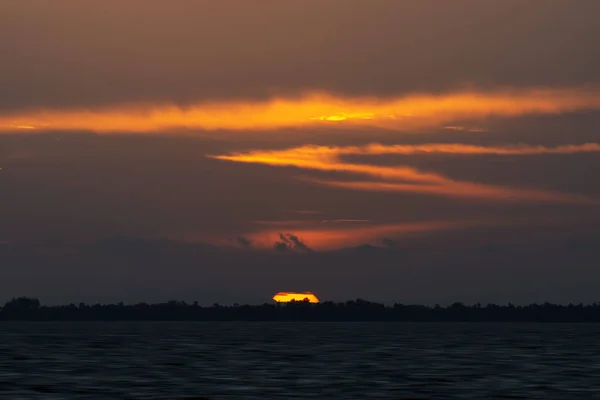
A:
[1,1,600,305]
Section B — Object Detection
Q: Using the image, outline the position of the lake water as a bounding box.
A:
[1,322,600,399]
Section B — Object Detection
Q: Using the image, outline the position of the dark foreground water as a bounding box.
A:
[1,322,600,399]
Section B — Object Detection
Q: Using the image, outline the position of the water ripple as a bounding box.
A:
[1,322,600,399]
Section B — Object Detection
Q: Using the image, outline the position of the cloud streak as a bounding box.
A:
[306,179,594,204]
[234,219,512,251]
[218,142,600,159]
[210,142,600,205]
[355,142,600,156]
[2,87,600,133]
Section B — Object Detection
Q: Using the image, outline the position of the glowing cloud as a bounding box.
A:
[194,214,568,251]
[273,292,320,303]
[2,87,600,133]
[443,126,488,132]
[241,220,494,250]
[347,142,600,156]
[214,142,600,161]
[9,125,36,130]
[306,179,593,204]
[210,142,600,205]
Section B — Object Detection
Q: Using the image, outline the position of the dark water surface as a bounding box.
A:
[1,322,600,399]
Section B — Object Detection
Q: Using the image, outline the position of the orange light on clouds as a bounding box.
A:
[210,142,600,205]
[2,87,600,133]
[9,125,36,130]
[335,142,600,156]
[242,220,491,251]
[273,292,320,303]
[192,213,569,251]
[308,178,595,204]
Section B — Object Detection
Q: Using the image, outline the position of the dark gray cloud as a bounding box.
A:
[273,241,291,253]
[236,236,252,248]
[274,233,312,253]
[381,238,399,248]
[1,1,600,110]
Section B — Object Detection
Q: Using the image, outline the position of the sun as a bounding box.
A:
[272,292,320,303]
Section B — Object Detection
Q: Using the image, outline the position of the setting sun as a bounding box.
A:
[273,292,320,303]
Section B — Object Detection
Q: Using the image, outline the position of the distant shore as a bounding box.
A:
[2,297,600,322]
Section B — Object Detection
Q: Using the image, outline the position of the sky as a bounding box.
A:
[1,1,600,305]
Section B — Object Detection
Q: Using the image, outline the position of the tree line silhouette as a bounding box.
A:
[3,297,600,322]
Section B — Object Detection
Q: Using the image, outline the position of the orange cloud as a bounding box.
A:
[214,142,600,161]
[331,142,600,156]
[210,142,600,205]
[240,220,489,250]
[9,125,36,130]
[186,212,580,251]
[307,179,595,205]
[2,87,600,133]
[443,126,488,132]
[211,148,448,184]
